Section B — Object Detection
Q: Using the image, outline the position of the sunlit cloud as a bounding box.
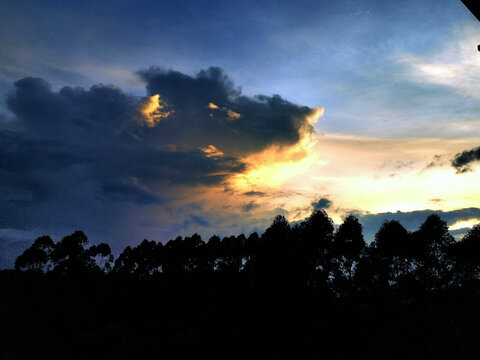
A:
[449,218,480,231]
[201,145,224,158]
[209,133,480,226]
[230,106,324,190]
[207,102,242,121]
[226,109,241,120]
[396,25,480,100]
[135,94,172,127]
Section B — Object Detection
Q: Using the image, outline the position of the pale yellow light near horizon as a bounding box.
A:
[223,132,480,227]
[449,219,480,231]
[166,131,480,238]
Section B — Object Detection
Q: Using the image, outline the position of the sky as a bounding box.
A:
[1,0,480,267]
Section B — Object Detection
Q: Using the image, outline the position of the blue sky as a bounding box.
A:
[1,0,480,267]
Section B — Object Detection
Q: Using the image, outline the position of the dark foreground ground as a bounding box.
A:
[2,270,480,359]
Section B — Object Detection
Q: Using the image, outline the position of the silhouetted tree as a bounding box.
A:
[15,235,54,271]
[370,220,412,287]
[214,234,246,273]
[89,242,114,272]
[113,245,136,274]
[413,214,455,289]
[297,210,335,288]
[113,239,163,277]
[8,210,480,359]
[242,232,261,274]
[161,234,205,274]
[182,233,205,272]
[50,230,98,274]
[250,215,292,285]
[449,223,480,283]
[331,215,366,291]
[374,220,410,257]
[206,235,221,271]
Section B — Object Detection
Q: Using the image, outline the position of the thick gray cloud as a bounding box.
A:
[6,77,136,143]
[0,67,318,267]
[3,72,251,190]
[452,146,480,173]
[138,67,317,156]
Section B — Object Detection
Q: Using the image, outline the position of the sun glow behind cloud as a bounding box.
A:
[193,94,480,230]
[449,218,480,231]
[311,135,480,213]
[230,106,325,190]
[135,94,172,127]
[212,132,480,228]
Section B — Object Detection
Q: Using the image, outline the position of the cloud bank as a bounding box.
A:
[0,66,321,265]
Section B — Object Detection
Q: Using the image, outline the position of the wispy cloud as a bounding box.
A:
[396,25,480,100]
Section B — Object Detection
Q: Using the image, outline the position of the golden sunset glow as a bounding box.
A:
[226,109,241,120]
[201,145,224,158]
[208,102,242,120]
[449,219,480,231]
[135,94,172,127]
[230,106,324,191]
[196,131,480,230]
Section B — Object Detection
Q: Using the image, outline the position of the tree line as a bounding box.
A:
[4,210,480,359]
[13,210,480,292]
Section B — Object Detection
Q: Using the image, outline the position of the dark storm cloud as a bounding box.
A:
[102,178,163,205]
[312,198,332,210]
[6,77,136,142]
[0,71,251,237]
[452,146,480,173]
[0,131,90,173]
[5,74,247,187]
[1,66,318,267]
[138,66,318,155]
[91,145,245,187]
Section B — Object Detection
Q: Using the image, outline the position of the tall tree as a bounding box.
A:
[15,235,54,272]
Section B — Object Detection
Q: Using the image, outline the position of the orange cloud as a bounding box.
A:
[208,102,242,120]
[135,94,172,127]
[449,218,480,231]
[226,109,241,120]
[230,106,324,190]
[201,145,224,158]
